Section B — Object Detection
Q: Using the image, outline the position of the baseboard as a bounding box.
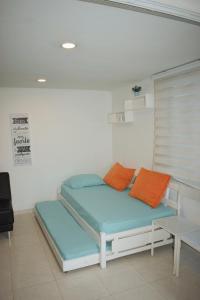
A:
[14,208,33,215]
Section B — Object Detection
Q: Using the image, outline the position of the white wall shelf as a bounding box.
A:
[108,94,154,124]
[108,111,134,124]
[125,93,154,111]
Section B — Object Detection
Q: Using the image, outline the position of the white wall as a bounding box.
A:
[0,88,112,211]
[112,78,200,225]
[112,78,154,171]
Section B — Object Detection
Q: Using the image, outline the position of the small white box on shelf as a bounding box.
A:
[125,93,154,111]
[108,111,134,124]
[108,112,124,123]
[125,97,145,110]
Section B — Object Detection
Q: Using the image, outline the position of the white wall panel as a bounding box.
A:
[0,88,112,211]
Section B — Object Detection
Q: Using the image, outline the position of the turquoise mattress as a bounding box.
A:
[60,184,176,234]
[35,201,99,260]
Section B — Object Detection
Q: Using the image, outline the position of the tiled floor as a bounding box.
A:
[0,213,200,300]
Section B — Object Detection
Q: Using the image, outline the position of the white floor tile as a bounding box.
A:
[113,284,165,300]
[11,239,54,289]
[57,271,109,300]
[97,262,145,295]
[14,281,62,300]
[1,213,200,300]
[0,270,13,300]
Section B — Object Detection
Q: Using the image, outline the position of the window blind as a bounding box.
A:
[153,67,200,184]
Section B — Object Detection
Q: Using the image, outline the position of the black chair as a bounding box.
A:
[0,172,14,241]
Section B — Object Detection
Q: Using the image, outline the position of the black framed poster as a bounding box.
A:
[10,113,32,166]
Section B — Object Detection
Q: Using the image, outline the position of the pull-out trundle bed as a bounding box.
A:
[35,200,101,272]
[35,183,179,272]
[58,183,179,270]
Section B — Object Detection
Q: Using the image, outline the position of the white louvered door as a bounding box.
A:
[153,67,200,184]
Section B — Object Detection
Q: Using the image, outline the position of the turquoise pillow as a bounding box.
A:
[64,174,105,189]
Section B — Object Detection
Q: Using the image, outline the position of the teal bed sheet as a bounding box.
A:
[60,184,176,234]
[35,201,99,260]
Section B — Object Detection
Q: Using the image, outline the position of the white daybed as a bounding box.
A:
[58,181,180,269]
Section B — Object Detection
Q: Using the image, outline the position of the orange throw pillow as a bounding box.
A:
[104,163,135,191]
[129,168,171,208]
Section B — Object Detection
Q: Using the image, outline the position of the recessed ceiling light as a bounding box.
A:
[61,42,76,49]
[37,78,47,83]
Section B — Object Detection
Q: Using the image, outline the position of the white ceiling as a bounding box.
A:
[0,0,200,90]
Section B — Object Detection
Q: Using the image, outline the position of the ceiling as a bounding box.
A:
[0,0,200,90]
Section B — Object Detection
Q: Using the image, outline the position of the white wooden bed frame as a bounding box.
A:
[56,181,180,270]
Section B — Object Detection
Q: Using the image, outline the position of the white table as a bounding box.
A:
[151,216,200,277]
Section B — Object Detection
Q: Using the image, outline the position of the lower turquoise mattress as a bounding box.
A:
[35,201,99,260]
[61,184,176,234]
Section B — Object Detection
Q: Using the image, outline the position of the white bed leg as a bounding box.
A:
[174,236,181,277]
[151,222,154,256]
[173,236,177,275]
[100,232,106,269]
[176,238,181,277]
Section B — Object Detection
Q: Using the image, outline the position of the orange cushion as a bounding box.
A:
[104,163,135,191]
[129,168,171,208]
